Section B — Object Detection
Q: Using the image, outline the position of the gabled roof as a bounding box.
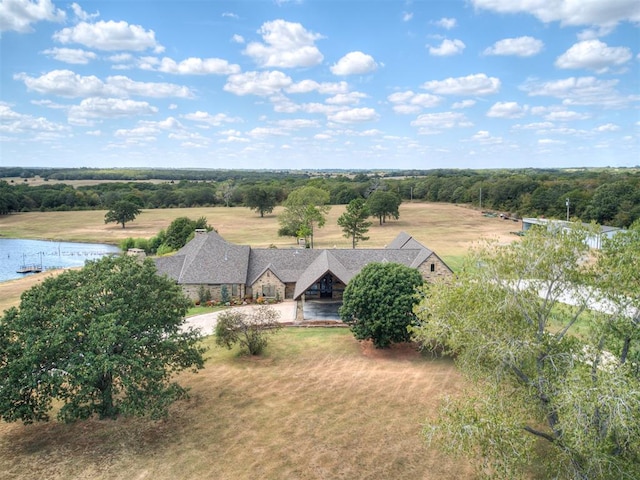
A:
[155,230,451,297]
[156,230,250,284]
[293,250,352,299]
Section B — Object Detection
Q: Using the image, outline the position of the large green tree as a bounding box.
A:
[164,216,212,251]
[411,224,640,479]
[278,186,330,248]
[340,262,423,348]
[366,190,401,225]
[337,198,372,248]
[0,256,205,424]
[104,200,141,228]
[244,185,278,217]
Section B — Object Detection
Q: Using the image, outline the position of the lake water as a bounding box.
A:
[0,239,121,283]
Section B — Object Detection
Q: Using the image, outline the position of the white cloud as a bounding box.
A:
[594,123,620,132]
[330,51,379,75]
[402,12,413,22]
[53,20,164,52]
[531,105,591,121]
[108,53,133,63]
[521,76,635,108]
[538,138,565,145]
[328,107,379,124]
[555,40,632,72]
[243,19,324,68]
[275,118,319,129]
[422,73,501,95]
[487,101,528,118]
[224,70,293,96]
[0,102,67,134]
[434,17,457,29]
[410,111,473,133]
[141,56,241,75]
[182,111,241,126]
[231,34,244,43]
[70,3,98,22]
[286,79,349,94]
[325,92,368,105]
[388,90,442,114]
[16,69,193,98]
[452,99,476,109]
[41,47,97,64]
[483,36,543,56]
[470,0,640,28]
[471,130,503,144]
[68,97,158,125]
[0,0,65,33]
[222,12,239,19]
[429,39,465,56]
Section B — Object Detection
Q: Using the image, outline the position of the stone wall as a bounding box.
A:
[249,269,285,300]
[417,254,453,282]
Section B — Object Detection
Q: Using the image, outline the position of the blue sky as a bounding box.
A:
[1,0,639,170]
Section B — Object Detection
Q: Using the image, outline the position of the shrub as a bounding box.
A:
[215,305,282,355]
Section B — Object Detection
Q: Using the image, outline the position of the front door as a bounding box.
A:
[319,273,333,298]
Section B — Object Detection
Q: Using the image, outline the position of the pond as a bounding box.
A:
[0,239,121,283]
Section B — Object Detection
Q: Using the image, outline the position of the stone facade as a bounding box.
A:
[248,269,285,300]
[417,255,453,282]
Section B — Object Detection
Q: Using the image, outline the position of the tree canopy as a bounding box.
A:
[366,190,401,225]
[337,198,372,248]
[104,200,141,228]
[278,186,330,248]
[411,223,640,479]
[244,185,278,217]
[215,305,282,355]
[0,255,205,424]
[340,262,423,348]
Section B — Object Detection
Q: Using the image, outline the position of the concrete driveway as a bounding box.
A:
[184,300,297,336]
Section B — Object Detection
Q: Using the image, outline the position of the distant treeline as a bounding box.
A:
[1,167,639,228]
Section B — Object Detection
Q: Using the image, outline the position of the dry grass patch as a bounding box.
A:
[0,328,473,480]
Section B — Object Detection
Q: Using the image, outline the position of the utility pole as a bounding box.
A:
[566,198,570,222]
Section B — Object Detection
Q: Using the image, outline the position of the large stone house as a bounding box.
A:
[155,229,452,302]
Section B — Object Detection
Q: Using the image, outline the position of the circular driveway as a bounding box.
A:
[184,300,298,336]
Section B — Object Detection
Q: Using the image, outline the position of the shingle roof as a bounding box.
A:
[155,230,449,297]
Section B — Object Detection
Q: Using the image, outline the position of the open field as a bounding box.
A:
[0,202,518,312]
[0,328,473,480]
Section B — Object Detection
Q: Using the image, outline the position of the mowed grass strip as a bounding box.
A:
[0,328,472,480]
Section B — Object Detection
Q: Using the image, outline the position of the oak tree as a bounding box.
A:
[0,255,205,424]
[104,200,141,228]
[340,262,423,348]
[411,224,640,479]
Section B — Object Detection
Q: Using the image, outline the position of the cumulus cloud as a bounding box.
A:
[243,19,324,68]
[422,73,501,96]
[0,0,65,33]
[325,92,368,105]
[531,105,591,121]
[483,36,543,56]
[486,101,528,118]
[0,102,67,134]
[182,111,241,126]
[68,97,158,125]
[452,99,476,109]
[41,47,97,64]
[411,111,473,134]
[470,0,640,28]
[471,130,503,144]
[15,69,193,98]
[520,76,634,108]
[286,79,349,95]
[70,2,98,22]
[231,34,244,43]
[328,107,379,124]
[53,20,164,52]
[594,123,620,132]
[140,56,241,75]
[224,70,293,96]
[388,90,442,114]
[428,39,465,56]
[434,17,457,29]
[555,40,632,72]
[330,51,379,75]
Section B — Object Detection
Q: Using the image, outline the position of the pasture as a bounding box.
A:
[0,328,474,480]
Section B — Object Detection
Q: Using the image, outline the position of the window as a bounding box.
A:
[231,284,238,296]
[262,284,275,297]
[430,263,435,272]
